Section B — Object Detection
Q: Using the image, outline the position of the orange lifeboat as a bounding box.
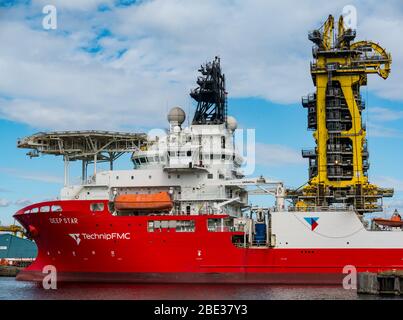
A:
[373,210,403,228]
[114,192,173,211]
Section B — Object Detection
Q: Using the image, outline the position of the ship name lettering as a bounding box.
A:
[49,217,79,224]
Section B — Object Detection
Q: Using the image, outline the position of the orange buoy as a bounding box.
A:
[114,192,173,211]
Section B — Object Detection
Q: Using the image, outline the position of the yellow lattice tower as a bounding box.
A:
[288,15,393,213]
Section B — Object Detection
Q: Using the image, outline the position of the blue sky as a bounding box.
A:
[1,0,403,224]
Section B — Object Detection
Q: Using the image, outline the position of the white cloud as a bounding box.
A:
[364,106,403,138]
[0,167,63,184]
[0,20,177,130]
[366,122,402,138]
[0,198,33,208]
[14,199,33,206]
[0,198,11,207]
[0,1,402,131]
[372,176,403,192]
[256,143,304,167]
[357,7,403,101]
[369,107,403,122]
[384,199,403,208]
[34,0,115,11]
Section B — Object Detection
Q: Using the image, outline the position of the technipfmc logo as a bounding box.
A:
[69,234,81,245]
[304,217,319,231]
[68,233,131,245]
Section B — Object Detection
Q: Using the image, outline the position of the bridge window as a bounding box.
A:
[148,220,155,232]
[176,220,195,232]
[51,205,62,212]
[208,218,233,232]
[40,206,50,213]
[147,220,195,232]
[90,203,104,212]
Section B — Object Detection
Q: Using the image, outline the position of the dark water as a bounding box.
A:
[1,277,402,300]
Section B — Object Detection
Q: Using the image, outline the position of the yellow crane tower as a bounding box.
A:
[287,15,394,213]
[0,224,25,238]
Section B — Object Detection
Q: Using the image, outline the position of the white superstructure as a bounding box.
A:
[61,107,284,218]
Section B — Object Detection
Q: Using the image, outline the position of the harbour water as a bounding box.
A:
[1,277,401,300]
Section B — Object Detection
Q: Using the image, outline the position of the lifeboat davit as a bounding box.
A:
[373,211,403,228]
[114,192,173,211]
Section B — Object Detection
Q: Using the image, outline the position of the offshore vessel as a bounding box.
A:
[14,15,403,284]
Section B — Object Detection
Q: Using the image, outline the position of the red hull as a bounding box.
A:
[14,200,403,284]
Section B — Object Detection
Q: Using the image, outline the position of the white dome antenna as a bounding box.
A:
[167,107,186,127]
[226,116,238,132]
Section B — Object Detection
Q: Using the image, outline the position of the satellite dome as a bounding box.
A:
[167,107,186,125]
[226,116,238,131]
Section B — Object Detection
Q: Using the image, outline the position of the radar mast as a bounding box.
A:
[190,56,227,125]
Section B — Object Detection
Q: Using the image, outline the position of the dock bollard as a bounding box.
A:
[357,272,379,294]
[358,271,403,295]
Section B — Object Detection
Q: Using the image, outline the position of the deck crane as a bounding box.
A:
[287,14,393,213]
[0,224,25,237]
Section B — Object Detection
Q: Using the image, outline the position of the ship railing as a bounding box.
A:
[233,242,269,248]
[250,241,269,247]
[207,226,245,232]
[287,205,354,212]
[302,149,316,158]
[370,222,403,232]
